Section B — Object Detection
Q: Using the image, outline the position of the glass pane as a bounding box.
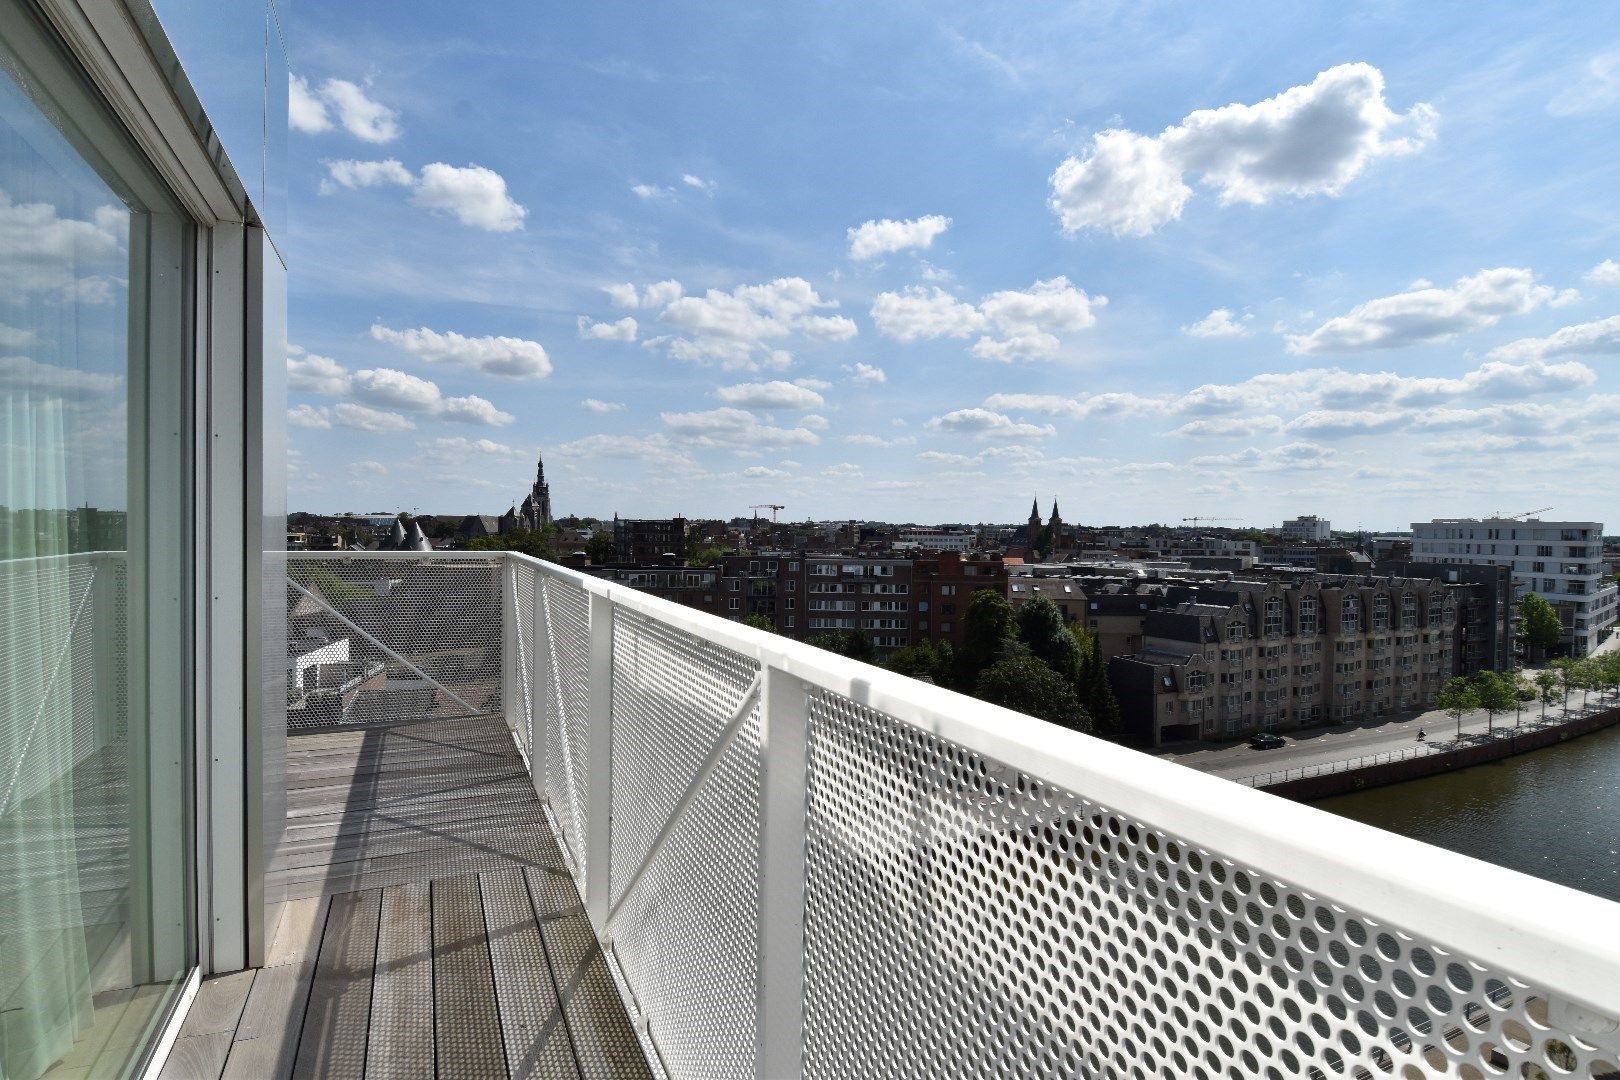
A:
[0,6,193,1079]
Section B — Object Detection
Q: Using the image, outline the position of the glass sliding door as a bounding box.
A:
[0,3,194,1078]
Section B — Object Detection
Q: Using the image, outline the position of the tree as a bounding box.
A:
[1506,668,1534,726]
[1551,658,1577,714]
[954,590,1023,690]
[687,545,726,568]
[741,613,776,634]
[1014,596,1080,682]
[467,526,557,560]
[584,531,616,564]
[1571,657,1600,710]
[1066,621,1095,657]
[1471,671,1516,735]
[806,630,874,663]
[1435,675,1479,740]
[1077,636,1122,739]
[1517,592,1564,660]
[1534,669,1561,720]
[974,655,1093,733]
[886,639,951,683]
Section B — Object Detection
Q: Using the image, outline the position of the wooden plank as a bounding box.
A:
[158,1031,234,1080]
[177,970,255,1038]
[537,913,653,1080]
[480,869,581,1080]
[432,874,507,1079]
[220,1027,302,1080]
[266,895,330,967]
[232,962,315,1043]
[364,882,434,1079]
[292,889,381,1079]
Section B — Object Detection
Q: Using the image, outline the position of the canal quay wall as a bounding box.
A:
[1261,704,1620,801]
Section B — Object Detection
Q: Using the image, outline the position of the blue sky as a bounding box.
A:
[281,3,1620,530]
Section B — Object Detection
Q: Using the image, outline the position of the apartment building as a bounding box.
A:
[587,563,728,620]
[912,551,1014,650]
[1412,517,1617,656]
[1280,515,1332,542]
[1111,576,1456,746]
[612,514,690,562]
[894,527,976,552]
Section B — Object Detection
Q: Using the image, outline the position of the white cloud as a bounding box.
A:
[631,183,672,200]
[290,403,415,433]
[870,286,984,342]
[581,398,626,413]
[0,355,122,396]
[288,74,332,134]
[660,406,822,448]
[1488,315,1620,362]
[872,277,1103,360]
[1548,51,1620,116]
[0,322,35,349]
[1190,441,1335,471]
[794,377,833,391]
[652,277,857,370]
[1168,415,1284,438]
[0,189,123,300]
[742,465,789,479]
[847,214,951,260]
[577,315,637,341]
[1585,259,1620,286]
[441,394,515,427]
[799,413,829,430]
[1285,268,1558,354]
[352,460,388,476]
[1184,308,1252,339]
[604,280,684,310]
[350,367,442,411]
[842,433,914,448]
[370,323,552,378]
[421,436,522,457]
[320,158,413,194]
[713,380,825,410]
[1049,63,1435,236]
[847,362,887,384]
[551,432,704,475]
[925,408,1055,439]
[682,174,717,195]
[412,163,527,231]
[316,78,402,143]
[823,462,864,479]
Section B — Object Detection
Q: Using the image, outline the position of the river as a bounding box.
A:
[1317,719,1620,903]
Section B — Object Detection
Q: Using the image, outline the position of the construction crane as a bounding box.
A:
[749,503,785,523]
[1181,516,1239,528]
[1491,505,1553,520]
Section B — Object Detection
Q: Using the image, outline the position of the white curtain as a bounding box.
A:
[0,393,94,1080]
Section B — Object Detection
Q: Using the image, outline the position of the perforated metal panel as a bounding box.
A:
[286,557,502,732]
[801,687,1620,1080]
[511,561,537,758]
[605,606,762,1080]
[538,575,591,876]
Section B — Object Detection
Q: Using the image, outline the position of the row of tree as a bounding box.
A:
[1434,649,1620,736]
[798,592,1121,738]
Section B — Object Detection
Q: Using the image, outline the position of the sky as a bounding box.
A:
[281,3,1620,531]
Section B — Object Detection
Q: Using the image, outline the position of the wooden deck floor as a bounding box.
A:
[158,717,652,1079]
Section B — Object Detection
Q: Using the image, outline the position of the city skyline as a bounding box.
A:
[280,5,1620,529]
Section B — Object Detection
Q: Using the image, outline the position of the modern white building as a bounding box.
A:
[1280,515,1332,542]
[894,528,975,553]
[1412,517,1618,655]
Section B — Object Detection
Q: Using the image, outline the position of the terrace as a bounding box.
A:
[182,550,1620,1077]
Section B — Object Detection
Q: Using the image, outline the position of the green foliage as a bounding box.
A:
[1435,675,1479,725]
[291,563,373,606]
[467,526,557,560]
[1015,596,1080,682]
[806,630,875,663]
[741,613,777,634]
[1066,620,1095,657]
[1470,670,1517,729]
[1517,592,1564,655]
[687,544,726,568]
[886,639,952,682]
[975,655,1093,733]
[1534,669,1561,715]
[1076,637,1122,739]
[954,590,1023,690]
[584,532,616,564]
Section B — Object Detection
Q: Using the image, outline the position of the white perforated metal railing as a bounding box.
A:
[288,552,1620,1080]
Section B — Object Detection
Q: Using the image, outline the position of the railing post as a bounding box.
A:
[501,556,521,737]
[584,589,615,935]
[756,662,810,1080]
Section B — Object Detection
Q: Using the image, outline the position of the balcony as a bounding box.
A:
[196,550,1620,1078]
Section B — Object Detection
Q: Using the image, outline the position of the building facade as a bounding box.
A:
[1411,517,1617,655]
[1111,577,1457,746]
[1280,515,1332,542]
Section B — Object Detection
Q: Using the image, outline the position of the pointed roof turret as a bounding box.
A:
[388,520,407,548]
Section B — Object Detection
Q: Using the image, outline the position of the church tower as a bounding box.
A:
[1049,500,1063,549]
[528,455,553,529]
[1028,496,1041,539]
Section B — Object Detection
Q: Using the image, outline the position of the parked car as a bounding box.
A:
[1248,732,1286,750]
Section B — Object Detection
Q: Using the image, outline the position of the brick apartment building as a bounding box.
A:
[1110,576,1457,746]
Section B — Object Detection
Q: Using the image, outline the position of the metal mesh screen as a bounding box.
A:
[604,606,763,1080]
[539,574,591,876]
[510,560,537,758]
[286,557,503,732]
[801,687,1617,1080]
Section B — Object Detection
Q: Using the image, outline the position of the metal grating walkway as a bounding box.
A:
[158,717,653,1079]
